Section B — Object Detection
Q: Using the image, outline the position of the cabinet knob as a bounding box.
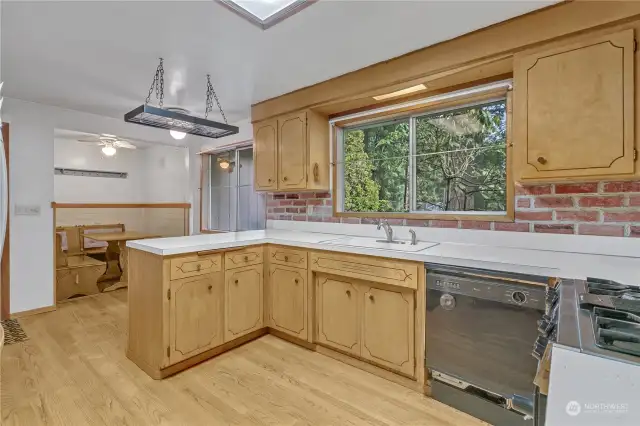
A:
[196,264,202,271]
[234,279,239,284]
[294,279,299,284]
[537,156,547,165]
[268,178,272,183]
[283,176,288,182]
[346,290,351,297]
[244,256,249,262]
[208,285,213,291]
[369,294,375,302]
[284,256,289,262]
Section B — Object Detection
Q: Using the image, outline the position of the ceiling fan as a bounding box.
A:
[76,134,137,157]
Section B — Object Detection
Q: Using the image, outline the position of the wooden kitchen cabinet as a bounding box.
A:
[268,264,307,339]
[361,285,415,377]
[316,275,360,356]
[254,119,278,190]
[514,29,636,181]
[253,110,329,192]
[225,264,264,342]
[169,272,224,365]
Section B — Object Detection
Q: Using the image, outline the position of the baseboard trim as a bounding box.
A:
[11,305,56,319]
[268,328,315,350]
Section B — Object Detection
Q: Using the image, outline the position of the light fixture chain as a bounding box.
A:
[145,58,165,107]
[205,74,227,124]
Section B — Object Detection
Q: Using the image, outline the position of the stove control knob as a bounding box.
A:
[440,294,456,311]
[512,291,527,304]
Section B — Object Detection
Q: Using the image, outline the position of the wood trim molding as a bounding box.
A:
[51,203,191,209]
[1,123,9,320]
[11,304,56,319]
[251,1,640,122]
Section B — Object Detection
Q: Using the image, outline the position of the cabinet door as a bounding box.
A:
[254,119,278,190]
[268,264,306,339]
[316,275,360,356]
[278,112,307,190]
[169,272,224,365]
[361,286,415,377]
[515,29,635,180]
[225,264,264,341]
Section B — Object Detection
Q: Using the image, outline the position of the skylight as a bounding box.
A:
[219,0,314,29]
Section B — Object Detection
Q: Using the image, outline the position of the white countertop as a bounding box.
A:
[128,229,640,285]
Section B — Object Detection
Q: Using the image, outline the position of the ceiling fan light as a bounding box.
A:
[102,145,117,156]
[219,160,230,169]
[169,129,187,140]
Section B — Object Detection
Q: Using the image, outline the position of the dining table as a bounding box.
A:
[81,231,160,292]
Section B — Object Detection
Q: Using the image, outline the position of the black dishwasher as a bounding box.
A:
[425,264,547,426]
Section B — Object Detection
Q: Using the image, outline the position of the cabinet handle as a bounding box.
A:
[268,178,272,183]
[294,279,299,284]
[208,285,213,291]
[234,279,239,285]
[244,256,249,262]
[346,290,351,297]
[196,264,202,271]
[369,294,375,302]
[313,163,320,182]
[537,156,547,165]
[283,176,288,182]
[284,256,289,262]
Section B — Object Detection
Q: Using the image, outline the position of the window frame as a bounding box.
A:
[331,84,514,222]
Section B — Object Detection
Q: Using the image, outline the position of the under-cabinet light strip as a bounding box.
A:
[329,80,512,125]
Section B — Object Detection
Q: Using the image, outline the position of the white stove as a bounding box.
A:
[545,279,640,425]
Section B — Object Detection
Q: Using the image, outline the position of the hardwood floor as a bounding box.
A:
[2,291,486,426]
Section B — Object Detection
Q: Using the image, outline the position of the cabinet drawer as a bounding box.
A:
[170,254,222,280]
[310,251,418,290]
[268,246,308,269]
[225,246,264,270]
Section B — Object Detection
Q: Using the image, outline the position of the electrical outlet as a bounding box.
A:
[14,204,41,216]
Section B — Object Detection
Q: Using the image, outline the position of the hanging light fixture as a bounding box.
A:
[124,58,239,139]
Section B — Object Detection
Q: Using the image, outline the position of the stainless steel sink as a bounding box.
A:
[322,236,438,252]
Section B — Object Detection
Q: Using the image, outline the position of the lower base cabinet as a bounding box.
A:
[361,286,415,377]
[316,275,361,356]
[315,274,416,377]
[169,272,224,365]
[225,264,264,342]
[268,264,307,339]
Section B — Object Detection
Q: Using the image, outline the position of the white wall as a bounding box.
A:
[54,138,188,203]
[5,97,197,314]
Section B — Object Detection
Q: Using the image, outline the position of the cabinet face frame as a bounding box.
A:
[514,28,636,181]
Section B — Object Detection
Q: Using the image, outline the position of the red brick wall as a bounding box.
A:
[266,180,640,237]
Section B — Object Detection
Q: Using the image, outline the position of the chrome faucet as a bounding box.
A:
[409,229,417,245]
[376,219,394,242]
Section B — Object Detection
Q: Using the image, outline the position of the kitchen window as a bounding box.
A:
[201,146,266,232]
[333,82,513,221]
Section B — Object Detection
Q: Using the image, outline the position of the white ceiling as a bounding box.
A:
[2,1,554,124]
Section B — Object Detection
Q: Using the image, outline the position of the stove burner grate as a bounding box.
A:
[594,307,640,357]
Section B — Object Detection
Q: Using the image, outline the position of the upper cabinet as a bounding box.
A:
[253,110,329,192]
[254,119,278,191]
[514,29,636,181]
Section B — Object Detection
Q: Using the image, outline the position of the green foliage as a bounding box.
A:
[342,100,507,214]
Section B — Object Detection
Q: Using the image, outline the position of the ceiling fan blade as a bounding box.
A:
[114,140,136,149]
[76,138,101,143]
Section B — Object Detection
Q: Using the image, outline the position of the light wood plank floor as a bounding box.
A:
[2,291,486,426]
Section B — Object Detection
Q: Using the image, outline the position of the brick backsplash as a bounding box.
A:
[266,180,640,238]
